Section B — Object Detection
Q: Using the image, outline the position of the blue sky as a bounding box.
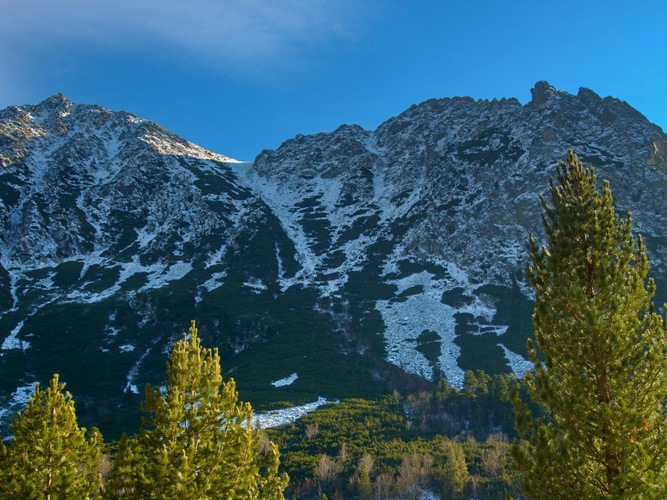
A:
[2,1,665,161]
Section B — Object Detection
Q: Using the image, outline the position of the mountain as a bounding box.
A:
[1,83,666,437]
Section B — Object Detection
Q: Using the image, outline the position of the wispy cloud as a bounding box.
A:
[2,0,374,79]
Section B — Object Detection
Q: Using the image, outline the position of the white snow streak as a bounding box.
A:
[1,321,29,351]
[499,344,533,377]
[0,383,35,423]
[253,397,336,429]
[271,373,298,387]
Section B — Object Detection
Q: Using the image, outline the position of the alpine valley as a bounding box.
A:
[1,82,667,438]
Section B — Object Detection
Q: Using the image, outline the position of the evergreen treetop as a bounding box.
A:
[513,150,667,498]
[0,373,103,499]
[107,321,288,499]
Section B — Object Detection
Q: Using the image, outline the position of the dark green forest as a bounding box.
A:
[0,359,528,498]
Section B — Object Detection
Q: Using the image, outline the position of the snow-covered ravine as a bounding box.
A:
[377,269,464,387]
[377,257,531,388]
[230,161,387,296]
[231,163,320,291]
[253,397,336,429]
[1,320,29,351]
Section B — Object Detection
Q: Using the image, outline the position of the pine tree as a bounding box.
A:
[512,150,667,497]
[351,453,374,499]
[0,438,9,494]
[105,433,144,498]
[108,321,288,499]
[441,440,469,497]
[0,374,103,498]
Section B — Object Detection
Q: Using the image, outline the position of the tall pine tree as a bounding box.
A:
[0,374,103,498]
[513,150,667,497]
[107,321,288,499]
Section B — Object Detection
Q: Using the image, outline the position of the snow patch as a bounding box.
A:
[124,345,154,394]
[105,327,121,338]
[9,384,33,408]
[376,257,513,388]
[253,397,336,429]
[1,321,31,351]
[244,278,268,293]
[271,373,298,387]
[62,258,194,305]
[499,344,533,376]
[377,271,463,386]
[0,383,35,423]
[200,271,227,292]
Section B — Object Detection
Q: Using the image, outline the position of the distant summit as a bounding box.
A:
[529,80,559,105]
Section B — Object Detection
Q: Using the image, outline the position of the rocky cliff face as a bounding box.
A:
[251,82,667,288]
[1,83,666,436]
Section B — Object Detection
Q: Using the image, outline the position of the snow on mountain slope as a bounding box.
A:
[245,81,667,383]
[0,95,296,436]
[1,84,667,437]
[0,95,251,301]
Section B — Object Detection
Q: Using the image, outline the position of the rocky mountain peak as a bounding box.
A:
[39,92,71,109]
[35,93,73,121]
[529,80,558,106]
